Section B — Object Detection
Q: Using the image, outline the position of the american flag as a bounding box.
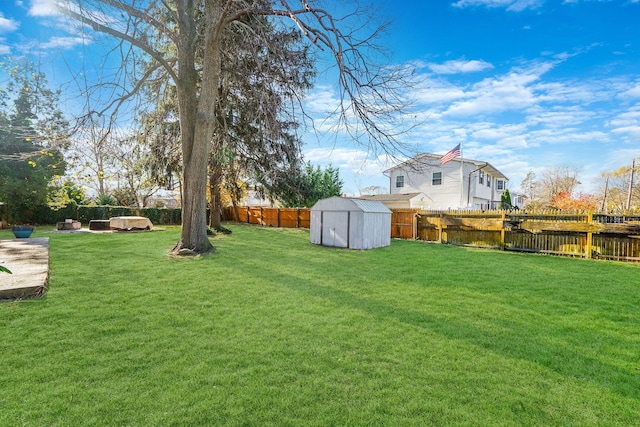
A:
[440,143,461,165]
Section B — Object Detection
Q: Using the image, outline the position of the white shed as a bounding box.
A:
[310,197,392,250]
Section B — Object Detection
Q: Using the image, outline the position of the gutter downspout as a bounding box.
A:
[382,170,391,194]
[467,163,487,207]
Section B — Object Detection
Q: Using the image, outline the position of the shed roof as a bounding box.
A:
[311,196,391,213]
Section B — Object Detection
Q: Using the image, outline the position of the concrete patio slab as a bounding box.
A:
[0,237,49,299]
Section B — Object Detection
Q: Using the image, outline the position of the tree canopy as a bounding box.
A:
[278,162,343,208]
[136,12,316,227]
[59,0,413,254]
[0,60,68,223]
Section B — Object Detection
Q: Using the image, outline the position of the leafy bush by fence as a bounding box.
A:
[21,204,183,225]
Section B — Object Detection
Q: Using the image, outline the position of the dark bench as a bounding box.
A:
[89,220,111,231]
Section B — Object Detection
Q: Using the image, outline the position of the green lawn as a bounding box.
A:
[1,224,639,426]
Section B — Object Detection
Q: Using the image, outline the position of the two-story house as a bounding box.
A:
[383,154,509,210]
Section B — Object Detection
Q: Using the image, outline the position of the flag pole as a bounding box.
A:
[459,140,464,208]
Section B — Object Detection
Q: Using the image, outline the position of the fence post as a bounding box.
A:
[438,212,445,243]
[500,211,506,250]
[586,211,593,259]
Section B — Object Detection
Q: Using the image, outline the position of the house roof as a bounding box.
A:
[358,192,424,202]
[384,153,508,180]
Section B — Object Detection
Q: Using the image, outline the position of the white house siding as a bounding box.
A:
[389,162,469,209]
[388,155,508,210]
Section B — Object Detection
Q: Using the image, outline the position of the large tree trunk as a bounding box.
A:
[171,0,223,255]
[208,162,223,229]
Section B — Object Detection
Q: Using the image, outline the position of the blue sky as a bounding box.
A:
[2,0,640,196]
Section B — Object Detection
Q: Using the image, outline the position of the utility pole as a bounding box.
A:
[601,176,609,213]
[626,159,636,211]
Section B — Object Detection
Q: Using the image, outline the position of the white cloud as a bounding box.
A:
[451,0,544,11]
[526,108,596,128]
[0,13,19,33]
[619,84,640,99]
[428,59,494,74]
[609,110,640,125]
[604,149,640,170]
[444,79,535,117]
[611,126,640,138]
[305,85,340,114]
[39,36,87,49]
[472,124,528,143]
[304,147,368,165]
[535,81,604,105]
[441,62,555,117]
[28,0,60,17]
[304,148,397,175]
[506,0,545,11]
[453,0,517,8]
[409,80,467,105]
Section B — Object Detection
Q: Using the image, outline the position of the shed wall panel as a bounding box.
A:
[322,212,349,248]
[310,211,322,244]
[345,212,361,249]
[361,213,391,249]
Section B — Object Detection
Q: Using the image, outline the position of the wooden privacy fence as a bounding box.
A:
[224,206,640,262]
[413,210,640,261]
[225,206,310,229]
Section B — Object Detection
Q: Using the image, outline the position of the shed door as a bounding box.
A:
[322,212,349,248]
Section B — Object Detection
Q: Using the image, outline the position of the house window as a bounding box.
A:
[496,180,504,191]
[432,172,442,186]
[396,175,404,188]
[479,170,484,185]
[487,175,491,187]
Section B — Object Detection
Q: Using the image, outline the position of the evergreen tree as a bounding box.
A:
[0,61,68,223]
[500,188,512,210]
[138,14,315,228]
[279,162,343,208]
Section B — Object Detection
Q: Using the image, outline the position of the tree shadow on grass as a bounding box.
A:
[273,269,640,401]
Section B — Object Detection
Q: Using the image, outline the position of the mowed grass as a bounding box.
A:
[1,224,639,426]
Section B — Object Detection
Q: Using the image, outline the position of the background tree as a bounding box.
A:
[139,14,316,229]
[519,170,536,208]
[112,135,167,208]
[278,162,343,208]
[499,188,512,210]
[65,117,120,199]
[520,166,582,210]
[63,179,87,205]
[360,185,385,196]
[551,191,598,211]
[60,0,413,255]
[207,16,315,229]
[597,162,640,213]
[0,60,68,223]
